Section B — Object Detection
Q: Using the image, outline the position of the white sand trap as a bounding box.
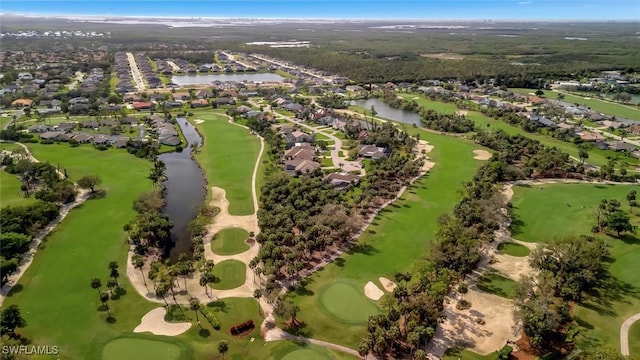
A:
[412,96,420,100]
[456,110,469,116]
[473,150,492,161]
[379,277,397,292]
[364,281,384,301]
[193,119,205,124]
[134,307,191,336]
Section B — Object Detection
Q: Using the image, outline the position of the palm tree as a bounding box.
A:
[90,278,102,296]
[218,340,229,360]
[155,280,170,306]
[132,254,147,287]
[253,289,263,316]
[189,298,201,328]
[100,292,111,317]
[108,261,120,287]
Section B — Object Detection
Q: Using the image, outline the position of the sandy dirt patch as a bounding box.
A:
[207,187,258,235]
[379,277,397,292]
[456,110,468,116]
[420,53,465,60]
[193,119,205,124]
[473,149,492,161]
[427,289,519,357]
[134,307,191,336]
[488,256,532,282]
[364,281,384,301]
[415,140,436,173]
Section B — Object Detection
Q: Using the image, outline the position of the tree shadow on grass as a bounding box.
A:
[346,243,379,256]
[6,284,23,297]
[334,258,345,267]
[618,233,640,245]
[284,321,312,338]
[581,277,638,317]
[509,211,526,237]
[88,189,107,199]
[106,316,116,324]
[199,328,210,338]
[574,316,594,330]
[208,300,228,313]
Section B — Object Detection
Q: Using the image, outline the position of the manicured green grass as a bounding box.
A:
[510,88,640,121]
[1,143,158,360]
[0,170,36,207]
[320,157,334,167]
[211,228,250,255]
[511,183,640,356]
[190,111,261,215]
[291,130,482,348]
[511,183,638,243]
[281,349,330,360]
[102,337,186,360]
[211,260,246,290]
[0,142,24,152]
[476,272,517,299]
[496,242,530,257]
[317,280,381,325]
[443,347,498,360]
[398,93,459,114]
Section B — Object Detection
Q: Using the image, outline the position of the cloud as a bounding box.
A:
[517,1,533,4]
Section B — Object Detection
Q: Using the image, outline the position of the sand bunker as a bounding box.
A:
[456,110,469,116]
[379,277,397,292]
[473,150,492,161]
[364,281,384,301]
[193,119,205,124]
[134,307,191,336]
[416,140,436,173]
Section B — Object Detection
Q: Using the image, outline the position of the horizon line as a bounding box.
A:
[2,12,639,22]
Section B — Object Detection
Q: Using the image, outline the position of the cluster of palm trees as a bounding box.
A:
[148,159,166,189]
[89,261,121,319]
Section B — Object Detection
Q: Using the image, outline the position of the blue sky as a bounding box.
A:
[1,0,638,20]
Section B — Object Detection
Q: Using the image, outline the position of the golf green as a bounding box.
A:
[211,228,250,255]
[102,337,185,360]
[317,281,380,325]
[211,260,246,290]
[280,349,331,360]
[496,242,530,257]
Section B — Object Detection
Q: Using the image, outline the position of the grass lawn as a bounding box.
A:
[0,142,25,152]
[211,260,246,290]
[290,130,482,348]
[496,242,530,257]
[320,157,334,167]
[511,183,640,356]
[476,272,517,299]
[102,337,186,360]
[510,88,640,121]
[443,347,499,360]
[0,170,36,207]
[316,280,381,325]
[190,111,262,215]
[398,93,459,114]
[211,228,250,256]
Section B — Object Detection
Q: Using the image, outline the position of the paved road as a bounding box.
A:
[126,52,146,91]
[621,312,640,356]
[583,125,640,147]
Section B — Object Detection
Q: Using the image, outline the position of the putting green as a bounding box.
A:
[102,337,184,360]
[317,281,380,325]
[211,228,250,255]
[280,348,331,360]
[211,260,246,290]
[496,242,530,257]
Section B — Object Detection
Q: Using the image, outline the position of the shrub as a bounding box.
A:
[456,299,471,310]
[40,139,54,144]
[200,307,220,330]
[95,145,108,151]
[497,344,512,360]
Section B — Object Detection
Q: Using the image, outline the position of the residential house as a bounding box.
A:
[93,135,110,145]
[72,133,95,144]
[172,92,191,101]
[81,120,99,128]
[528,114,557,128]
[40,131,64,140]
[284,159,321,176]
[28,124,52,133]
[133,102,153,111]
[190,99,209,108]
[629,124,640,136]
[11,98,33,108]
[605,141,637,152]
[100,119,118,127]
[578,131,606,142]
[285,130,311,146]
[326,172,360,190]
[283,144,315,161]
[160,136,181,146]
[55,122,77,132]
[358,145,390,160]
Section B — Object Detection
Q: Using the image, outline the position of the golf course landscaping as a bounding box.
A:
[476,271,517,300]
[0,170,36,207]
[289,129,483,348]
[190,111,262,216]
[210,228,250,256]
[496,242,530,257]
[511,182,640,357]
[211,260,246,290]
[102,337,186,360]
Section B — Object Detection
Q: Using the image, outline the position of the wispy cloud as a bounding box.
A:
[518,1,533,4]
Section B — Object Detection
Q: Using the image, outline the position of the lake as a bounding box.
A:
[159,117,206,260]
[171,73,286,85]
[351,98,422,125]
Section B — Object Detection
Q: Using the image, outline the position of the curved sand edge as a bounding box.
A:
[379,277,397,292]
[134,307,191,336]
[473,149,492,161]
[364,281,384,301]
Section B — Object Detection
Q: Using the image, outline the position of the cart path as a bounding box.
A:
[621,313,640,356]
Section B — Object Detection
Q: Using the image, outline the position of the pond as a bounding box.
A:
[159,117,206,260]
[351,98,422,126]
[170,72,286,86]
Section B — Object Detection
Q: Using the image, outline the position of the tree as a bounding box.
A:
[577,143,589,164]
[132,254,146,287]
[274,297,301,326]
[253,289,263,316]
[108,261,120,287]
[100,292,111,317]
[627,190,637,214]
[534,89,544,96]
[77,175,102,193]
[218,340,229,360]
[90,278,102,296]
[189,298,201,328]
[604,210,636,236]
[0,305,26,338]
